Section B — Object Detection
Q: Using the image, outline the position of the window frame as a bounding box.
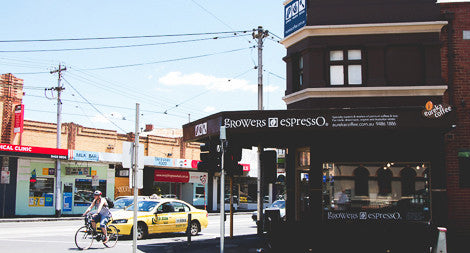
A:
[328,49,364,86]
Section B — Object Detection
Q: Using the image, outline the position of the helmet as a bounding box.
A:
[93,190,102,196]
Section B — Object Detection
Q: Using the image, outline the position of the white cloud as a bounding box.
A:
[158,71,279,93]
[91,114,110,123]
[203,106,216,113]
[91,112,125,123]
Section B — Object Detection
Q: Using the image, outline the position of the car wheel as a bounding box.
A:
[132,222,147,240]
[189,221,199,236]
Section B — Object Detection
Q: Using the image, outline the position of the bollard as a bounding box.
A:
[432,227,447,253]
[187,213,192,245]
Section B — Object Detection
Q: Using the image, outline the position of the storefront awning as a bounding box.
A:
[183,106,455,145]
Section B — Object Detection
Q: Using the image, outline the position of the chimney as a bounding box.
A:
[145,124,154,132]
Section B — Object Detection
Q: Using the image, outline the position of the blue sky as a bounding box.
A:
[1,0,287,133]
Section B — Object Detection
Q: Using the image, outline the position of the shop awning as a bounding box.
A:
[183,106,455,145]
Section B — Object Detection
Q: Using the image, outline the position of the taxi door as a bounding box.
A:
[171,202,191,232]
[150,202,174,233]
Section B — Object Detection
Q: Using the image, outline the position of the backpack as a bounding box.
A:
[105,197,114,208]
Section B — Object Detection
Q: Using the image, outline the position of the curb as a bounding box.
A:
[0,212,253,223]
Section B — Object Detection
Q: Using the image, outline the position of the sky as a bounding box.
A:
[0,0,287,134]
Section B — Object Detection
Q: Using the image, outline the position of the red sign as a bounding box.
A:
[154,169,190,183]
[0,144,68,159]
[14,104,24,133]
[241,164,250,172]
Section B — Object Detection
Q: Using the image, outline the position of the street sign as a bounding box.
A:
[1,170,9,184]
[284,0,307,37]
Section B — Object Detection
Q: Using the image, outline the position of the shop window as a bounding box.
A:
[353,166,369,196]
[377,167,393,196]
[322,162,430,222]
[400,167,416,196]
[329,49,363,86]
[458,156,470,188]
[74,179,107,206]
[29,177,54,207]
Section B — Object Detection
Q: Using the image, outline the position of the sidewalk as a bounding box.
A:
[137,234,269,253]
[0,211,253,223]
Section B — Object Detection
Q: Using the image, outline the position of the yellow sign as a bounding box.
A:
[29,197,45,207]
[42,168,49,175]
[91,170,97,176]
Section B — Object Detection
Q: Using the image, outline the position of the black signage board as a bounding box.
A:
[183,107,455,143]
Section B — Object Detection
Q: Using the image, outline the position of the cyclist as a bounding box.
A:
[83,190,112,243]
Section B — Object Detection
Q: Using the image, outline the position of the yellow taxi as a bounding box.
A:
[110,198,208,239]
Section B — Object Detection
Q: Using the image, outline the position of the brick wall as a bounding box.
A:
[440,2,470,235]
[0,74,23,144]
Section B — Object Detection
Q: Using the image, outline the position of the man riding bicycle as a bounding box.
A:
[82,190,112,243]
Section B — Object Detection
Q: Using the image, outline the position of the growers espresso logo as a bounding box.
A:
[422,101,452,119]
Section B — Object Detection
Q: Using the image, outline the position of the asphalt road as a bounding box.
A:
[0,213,258,253]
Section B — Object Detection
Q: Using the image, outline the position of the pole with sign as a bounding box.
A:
[220,126,226,253]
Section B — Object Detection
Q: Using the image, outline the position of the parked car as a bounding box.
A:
[111,199,208,239]
[252,200,286,222]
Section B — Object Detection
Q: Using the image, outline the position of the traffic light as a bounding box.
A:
[225,146,243,176]
[197,142,221,173]
[261,150,277,183]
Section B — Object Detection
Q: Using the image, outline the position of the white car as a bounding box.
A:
[252,200,286,222]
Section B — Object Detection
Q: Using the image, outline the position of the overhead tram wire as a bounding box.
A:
[0,30,250,43]
[24,93,189,119]
[80,46,255,71]
[0,34,250,53]
[162,66,256,114]
[62,77,128,133]
[64,71,204,118]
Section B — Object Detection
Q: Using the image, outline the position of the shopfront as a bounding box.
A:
[183,105,454,251]
[141,157,208,208]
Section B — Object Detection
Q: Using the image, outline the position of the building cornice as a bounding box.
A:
[280,21,448,48]
[282,86,448,105]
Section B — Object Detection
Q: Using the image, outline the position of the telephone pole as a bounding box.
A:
[252,26,269,235]
[50,64,66,217]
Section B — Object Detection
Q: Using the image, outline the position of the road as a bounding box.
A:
[0,213,257,253]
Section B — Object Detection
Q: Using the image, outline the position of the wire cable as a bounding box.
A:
[0,34,249,53]
[62,77,128,133]
[80,46,254,70]
[0,30,250,43]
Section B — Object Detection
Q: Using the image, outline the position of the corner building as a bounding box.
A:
[183,0,470,252]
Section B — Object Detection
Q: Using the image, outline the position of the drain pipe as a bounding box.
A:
[444,11,455,107]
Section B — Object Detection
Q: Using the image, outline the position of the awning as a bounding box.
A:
[183,106,455,145]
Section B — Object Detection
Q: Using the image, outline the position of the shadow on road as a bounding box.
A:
[137,234,267,253]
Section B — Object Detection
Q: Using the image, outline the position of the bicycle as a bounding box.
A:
[75,213,119,250]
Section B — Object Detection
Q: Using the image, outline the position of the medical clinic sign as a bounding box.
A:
[0,144,68,159]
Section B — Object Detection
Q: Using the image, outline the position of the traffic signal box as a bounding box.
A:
[225,146,243,176]
[197,142,221,173]
[261,150,277,183]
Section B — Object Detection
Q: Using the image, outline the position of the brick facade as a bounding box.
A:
[440,2,470,236]
[0,74,23,144]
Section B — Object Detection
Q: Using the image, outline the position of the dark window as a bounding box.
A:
[293,55,304,91]
[329,49,363,86]
[377,167,393,196]
[459,157,470,187]
[172,202,190,212]
[353,166,369,196]
[400,167,416,196]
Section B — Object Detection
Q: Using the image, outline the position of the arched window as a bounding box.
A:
[377,167,393,196]
[400,167,416,196]
[354,166,369,196]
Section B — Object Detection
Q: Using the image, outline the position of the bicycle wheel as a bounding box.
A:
[75,226,94,250]
[103,225,119,248]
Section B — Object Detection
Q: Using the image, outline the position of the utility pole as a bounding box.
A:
[50,64,66,217]
[253,26,269,235]
[132,103,140,253]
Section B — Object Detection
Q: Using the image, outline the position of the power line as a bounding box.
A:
[0,30,250,43]
[80,46,254,70]
[62,77,128,133]
[0,34,249,53]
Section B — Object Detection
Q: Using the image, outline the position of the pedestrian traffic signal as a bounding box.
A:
[197,142,221,173]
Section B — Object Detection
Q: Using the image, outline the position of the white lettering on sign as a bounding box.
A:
[327,211,402,221]
[224,117,328,129]
[195,122,208,137]
[423,104,452,119]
